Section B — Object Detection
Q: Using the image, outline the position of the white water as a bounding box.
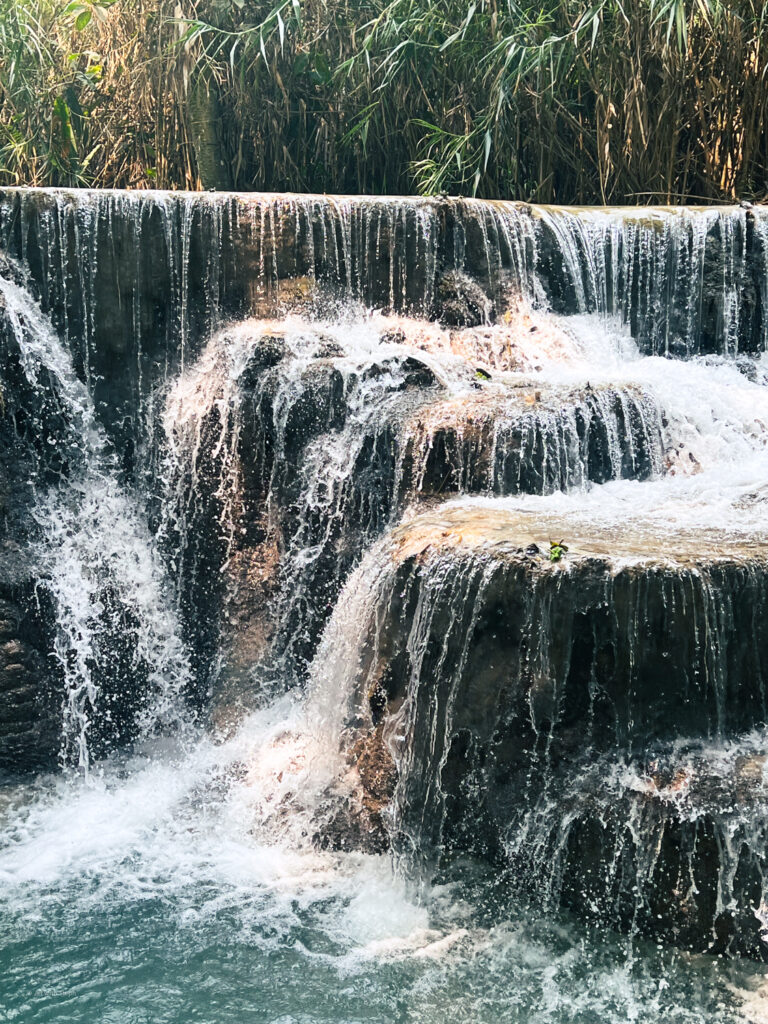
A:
[150,299,768,783]
[0,269,190,771]
[467,311,768,542]
[0,702,764,1024]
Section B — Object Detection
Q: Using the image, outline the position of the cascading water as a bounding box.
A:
[2,190,768,1023]
[0,261,190,771]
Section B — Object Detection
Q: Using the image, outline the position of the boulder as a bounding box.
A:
[328,502,768,954]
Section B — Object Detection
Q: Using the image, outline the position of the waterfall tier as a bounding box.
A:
[0,190,766,470]
[160,316,666,700]
[2,189,768,992]
[309,501,768,956]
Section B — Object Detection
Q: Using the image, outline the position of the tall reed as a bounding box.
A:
[0,0,764,202]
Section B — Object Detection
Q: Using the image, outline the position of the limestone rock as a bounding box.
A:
[335,503,768,954]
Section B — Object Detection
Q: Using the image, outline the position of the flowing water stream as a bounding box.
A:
[2,192,768,1023]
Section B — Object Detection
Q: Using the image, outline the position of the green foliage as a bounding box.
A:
[549,540,568,562]
[65,1,116,33]
[0,0,56,183]
[0,1,765,200]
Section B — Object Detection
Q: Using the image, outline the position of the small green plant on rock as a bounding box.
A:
[549,540,568,562]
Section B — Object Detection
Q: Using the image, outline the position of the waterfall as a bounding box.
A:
[3,189,768,1022]
[531,206,750,354]
[157,310,670,701]
[0,190,764,491]
[0,260,190,771]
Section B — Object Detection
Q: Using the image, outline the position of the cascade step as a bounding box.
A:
[395,383,661,496]
[164,320,665,694]
[0,189,765,464]
[318,501,768,879]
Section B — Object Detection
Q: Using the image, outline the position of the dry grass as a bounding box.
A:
[0,0,765,202]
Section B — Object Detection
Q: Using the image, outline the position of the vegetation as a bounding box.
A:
[0,0,766,202]
[549,540,568,562]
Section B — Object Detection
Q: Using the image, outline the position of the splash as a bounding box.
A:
[0,264,190,771]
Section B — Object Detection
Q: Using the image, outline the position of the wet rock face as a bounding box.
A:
[517,747,768,960]
[399,384,662,496]
[0,277,79,504]
[355,546,768,770]
[532,205,768,356]
[335,510,768,953]
[315,723,397,856]
[164,321,666,703]
[0,587,59,773]
[0,264,66,772]
[163,333,439,698]
[0,483,59,770]
[435,271,493,327]
[0,191,447,469]
[0,254,165,770]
